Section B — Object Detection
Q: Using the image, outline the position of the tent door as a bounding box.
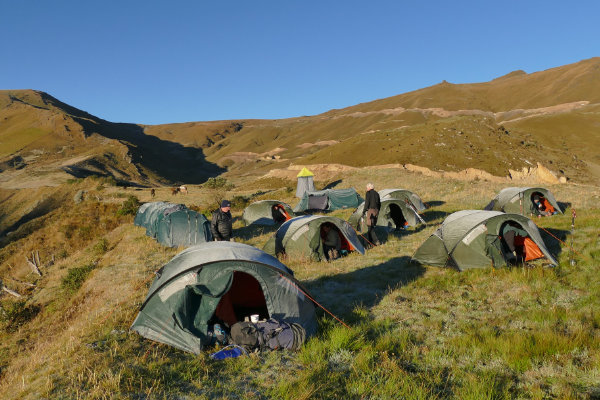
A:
[308,195,328,210]
[388,204,407,228]
[485,234,507,268]
[214,271,269,326]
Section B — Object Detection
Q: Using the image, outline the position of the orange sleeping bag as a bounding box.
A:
[542,198,555,214]
[514,236,544,261]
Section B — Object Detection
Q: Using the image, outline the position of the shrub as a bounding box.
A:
[203,177,234,190]
[61,263,96,294]
[117,195,141,216]
[231,195,250,210]
[93,238,109,254]
[0,300,41,332]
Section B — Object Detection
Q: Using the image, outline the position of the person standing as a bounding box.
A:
[211,200,233,241]
[364,183,381,246]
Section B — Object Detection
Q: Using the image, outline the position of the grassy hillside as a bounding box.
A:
[3,58,600,186]
[0,169,599,399]
[141,58,600,183]
[0,90,224,188]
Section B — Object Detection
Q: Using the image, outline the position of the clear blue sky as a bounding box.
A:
[1,1,598,125]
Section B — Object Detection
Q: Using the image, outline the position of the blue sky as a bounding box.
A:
[1,1,598,125]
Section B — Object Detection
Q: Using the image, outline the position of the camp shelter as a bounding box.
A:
[263,215,365,261]
[484,187,562,216]
[242,200,296,226]
[131,241,317,354]
[348,198,423,232]
[296,167,315,198]
[412,210,557,271]
[134,201,211,247]
[293,188,362,212]
[379,189,427,212]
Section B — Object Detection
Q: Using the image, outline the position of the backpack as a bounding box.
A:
[230,319,306,351]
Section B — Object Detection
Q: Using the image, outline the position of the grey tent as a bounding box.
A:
[412,210,557,271]
[131,241,317,354]
[296,167,315,198]
[242,200,296,226]
[379,189,427,212]
[484,187,562,216]
[294,188,363,213]
[263,215,365,261]
[348,198,423,232]
[134,201,211,247]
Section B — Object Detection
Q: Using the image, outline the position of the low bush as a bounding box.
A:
[61,263,96,294]
[117,195,141,216]
[0,300,41,332]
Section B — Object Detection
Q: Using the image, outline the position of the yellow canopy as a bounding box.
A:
[296,167,314,178]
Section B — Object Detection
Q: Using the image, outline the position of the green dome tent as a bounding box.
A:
[484,187,562,216]
[242,200,296,226]
[263,215,365,261]
[293,188,363,213]
[134,202,211,247]
[412,210,557,271]
[379,189,427,212]
[348,198,424,232]
[131,241,317,354]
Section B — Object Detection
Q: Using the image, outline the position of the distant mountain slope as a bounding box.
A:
[1,58,599,186]
[150,57,597,183]
[0,90,223,187]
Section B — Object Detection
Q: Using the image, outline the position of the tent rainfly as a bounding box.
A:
[134,202,211,247]
[296,167,315,198]
[484,187,562,216]
[379,189,427,212]
[263,215,365,261]
[348,198,423,232]
[242,200,296,226]
[412,210,557,271]
[131,241,317,354]
[294,188,363,212]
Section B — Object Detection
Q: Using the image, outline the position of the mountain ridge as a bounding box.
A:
[1,57,599,186]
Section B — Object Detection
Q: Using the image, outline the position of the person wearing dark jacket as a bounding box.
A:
[211,200,233,241]
[363,183,381,246]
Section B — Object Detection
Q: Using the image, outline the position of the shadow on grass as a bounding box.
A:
[234,223,279,241]
[421,210,450,223]
[322,179,343,190]
[558,201,571,212]
[425,200,446,208]
[304,256,425,317]
[539,227,570,259]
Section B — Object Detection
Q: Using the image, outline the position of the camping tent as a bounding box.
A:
[296,167,315,198]
[263,215,365,261]
[379,189,427,212]
[242,200,296,226]
[412,210,557,271]
[134,202,211,247]
[131,241,317,354]
[484,187,562,216]
[348,198,423,232]
[294,188,363,212]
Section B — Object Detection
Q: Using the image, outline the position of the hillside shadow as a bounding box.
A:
[426,200,445,208]
[72,117,225,184]
[303,256,425,316]
[539,228,570,259]
[0,196,57,242]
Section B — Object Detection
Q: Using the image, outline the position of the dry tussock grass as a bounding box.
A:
[0,169,599,399]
